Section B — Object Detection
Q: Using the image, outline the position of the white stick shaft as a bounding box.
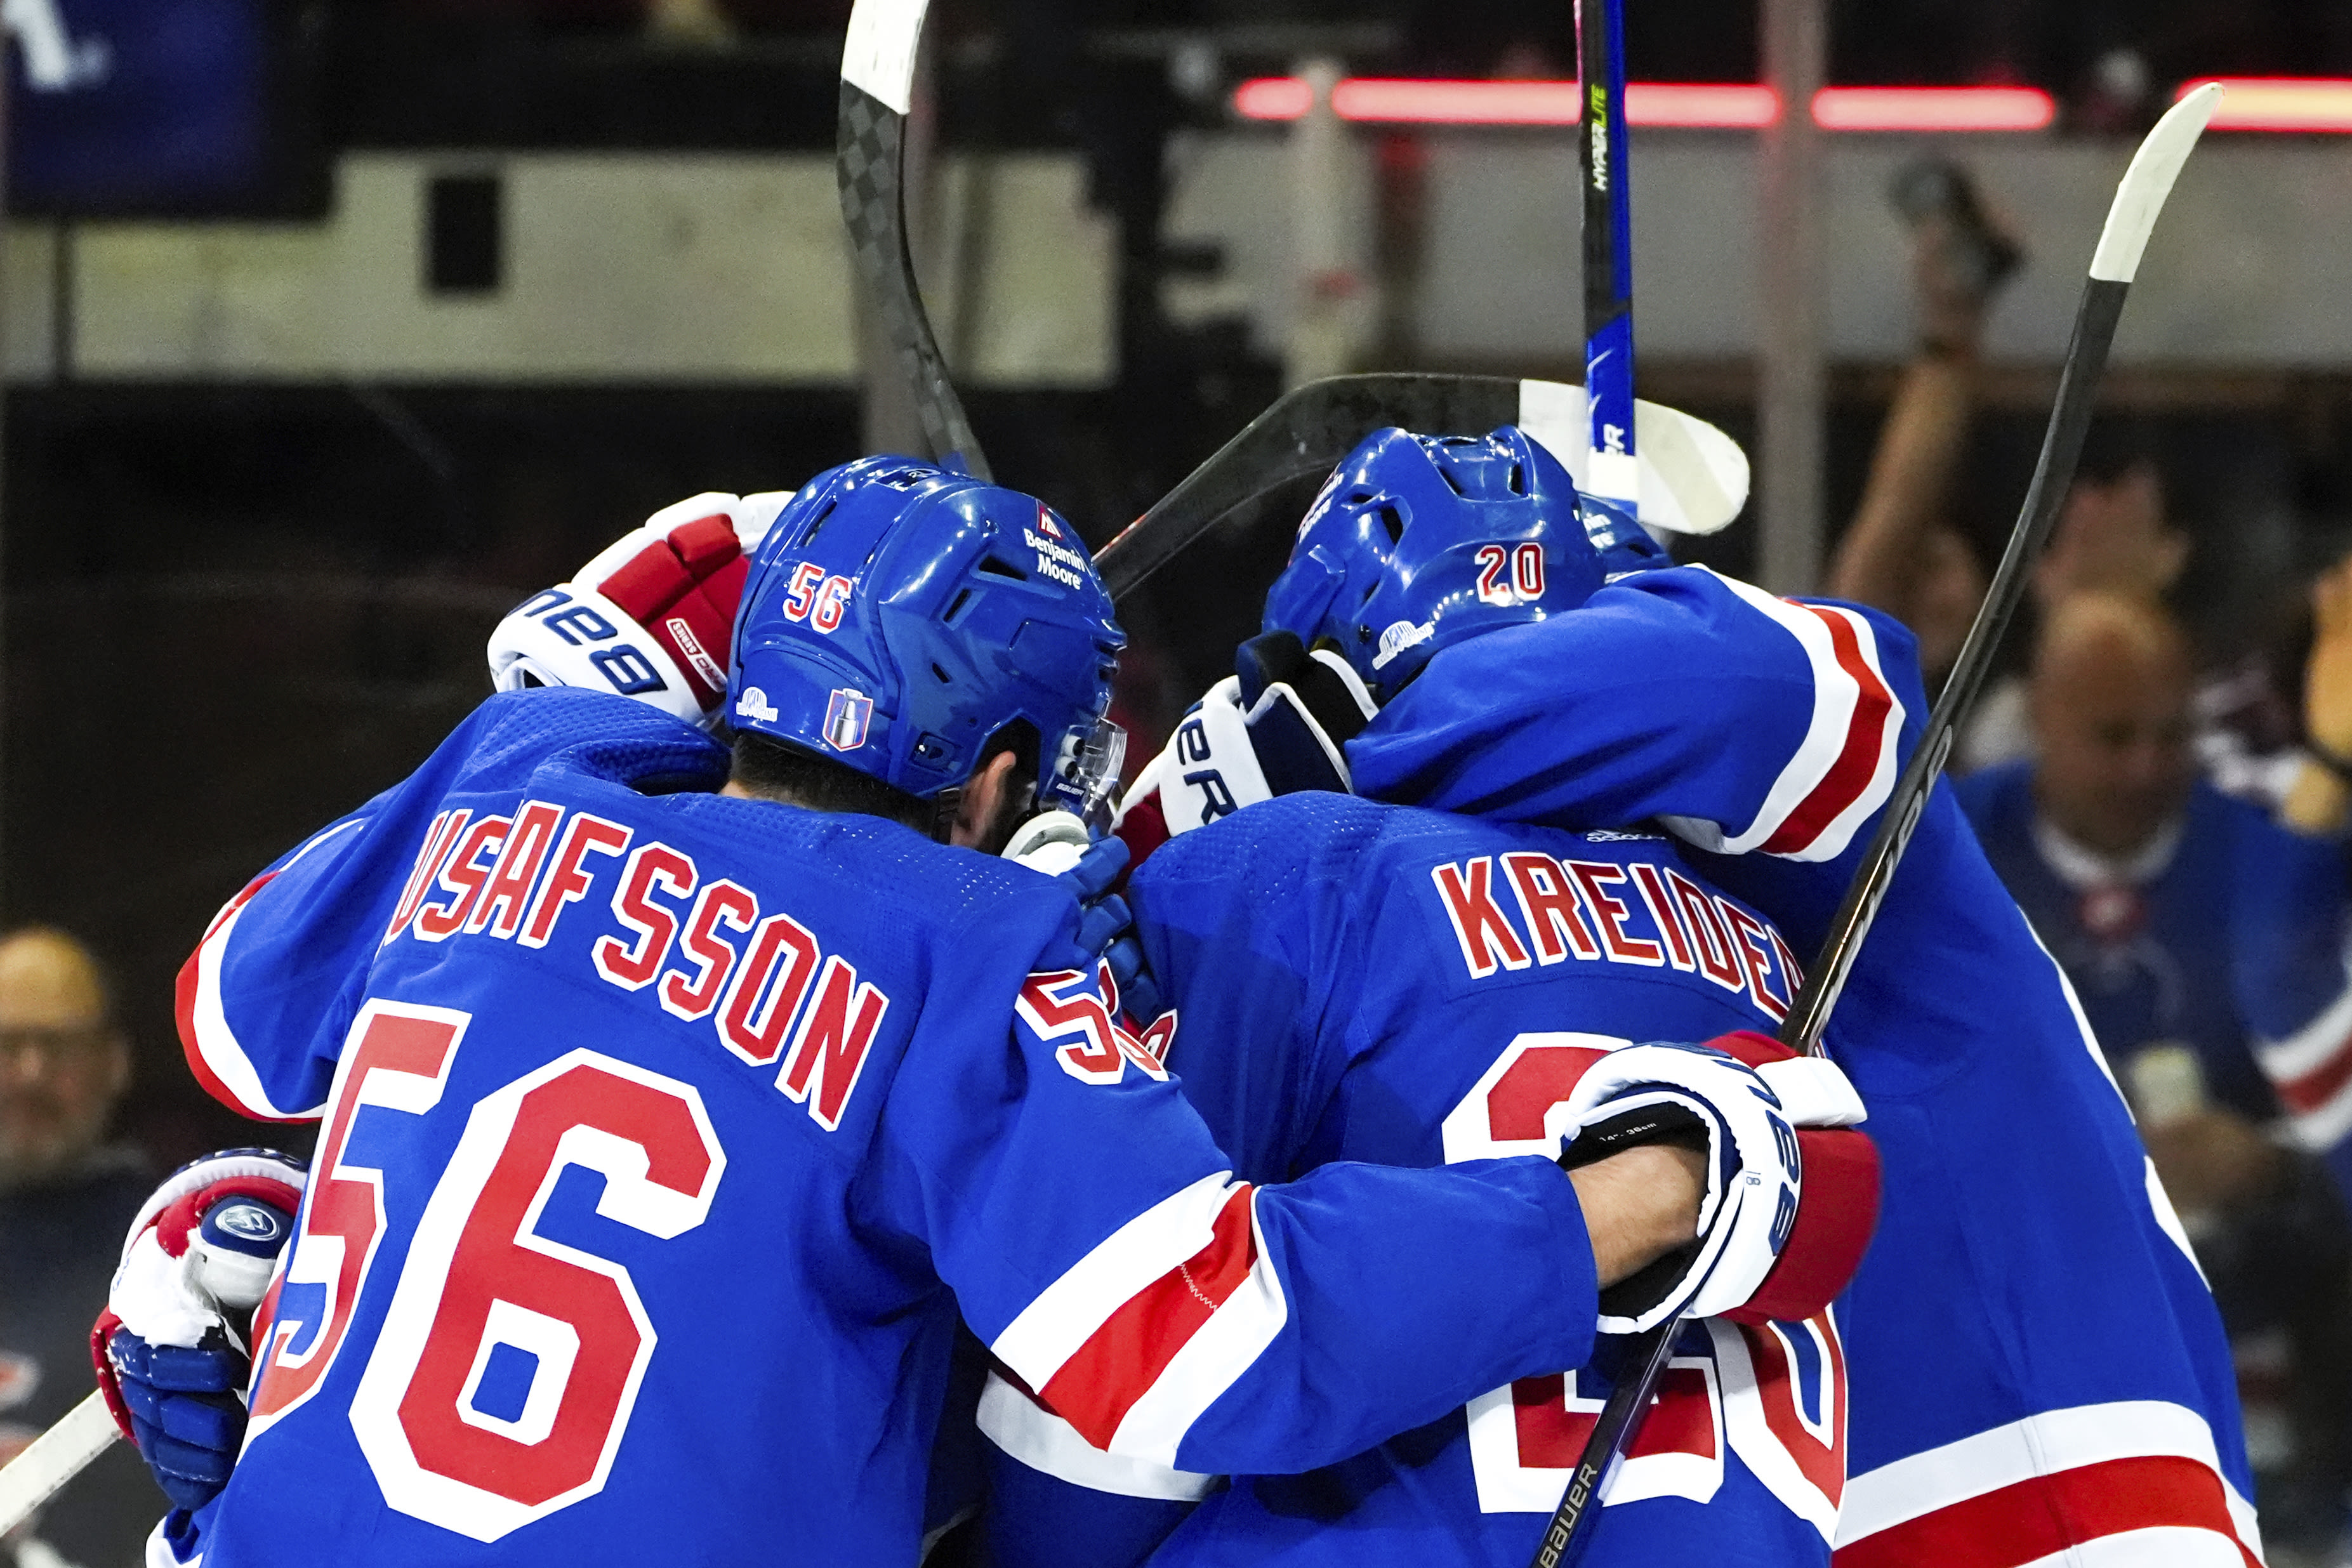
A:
[0,1392,119,1536]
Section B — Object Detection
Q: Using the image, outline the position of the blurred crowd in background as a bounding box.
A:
[15,0,2352,1564]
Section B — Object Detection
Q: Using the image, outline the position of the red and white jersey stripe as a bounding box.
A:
[989,1169,1287,1468]
[2254,972,2352,1154]
[173,818,366,1123]
[977,1371,1219,1502]
[1833,1401,2263,1568]
[1661,570,1905,866]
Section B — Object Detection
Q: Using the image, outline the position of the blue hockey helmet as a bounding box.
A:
[1261,425,1667,697]
[730,456,1127,825]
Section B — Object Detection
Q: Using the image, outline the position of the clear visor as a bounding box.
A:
[1054,716,1128,833]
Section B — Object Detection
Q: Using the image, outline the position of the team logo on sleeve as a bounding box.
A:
[823,688,874,752]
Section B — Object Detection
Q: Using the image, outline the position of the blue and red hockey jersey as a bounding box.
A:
[1957,760,2352,1203]
[985,796,1853,1568]
[168,689,1620,1567]
[1349,564,2260,1567]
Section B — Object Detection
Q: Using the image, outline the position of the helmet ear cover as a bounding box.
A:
[727,457,1125,830]
[1261,425,1666,698]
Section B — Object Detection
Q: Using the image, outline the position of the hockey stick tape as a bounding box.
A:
[842,0,930,115]
[2089,84,2221,284]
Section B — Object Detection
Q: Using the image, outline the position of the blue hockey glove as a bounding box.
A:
[93,1150,306,1512]
[1056,829,1130,905]
[1232,631,1377,797]
[1058,836,1168,1023]
[105,1324,252,1512]
[1003,822,1168,1023]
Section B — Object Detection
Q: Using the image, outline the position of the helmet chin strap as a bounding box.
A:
[1311,635,1391,711]
[927,786,964,845]
[931,782,1050,850]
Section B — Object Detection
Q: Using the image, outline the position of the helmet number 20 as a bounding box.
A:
[1474,544,1546,608]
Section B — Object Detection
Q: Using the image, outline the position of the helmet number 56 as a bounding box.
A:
[781,562,855,633]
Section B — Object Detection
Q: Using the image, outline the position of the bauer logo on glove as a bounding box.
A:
[487,491,793,727]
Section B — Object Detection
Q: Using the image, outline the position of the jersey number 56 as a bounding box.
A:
[246,1001,727,1543]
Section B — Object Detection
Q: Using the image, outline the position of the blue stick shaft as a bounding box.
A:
[1579,0,1636,513]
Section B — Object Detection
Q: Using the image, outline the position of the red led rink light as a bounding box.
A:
[1232,78,2056,132]
[1813,86,2054,131]
[2179,77,2352,131]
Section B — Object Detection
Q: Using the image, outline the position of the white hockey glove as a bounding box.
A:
[487,491,793,727]
[1114,631,1377,860]
[92,1150,307,1511]
[1558,1031,1877,1333]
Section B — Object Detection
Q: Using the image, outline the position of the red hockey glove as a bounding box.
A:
[1710,1031,1881,1325]
[487,491,793,727]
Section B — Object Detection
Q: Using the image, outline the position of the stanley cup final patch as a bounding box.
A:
[824,688,875,752]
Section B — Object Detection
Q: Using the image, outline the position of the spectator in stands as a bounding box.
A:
[1825,160,2011,692]
[1823,161,2308,798]
[0,928,160,1568]
[1953,583,2352,1550]
[1825,163,2190,677]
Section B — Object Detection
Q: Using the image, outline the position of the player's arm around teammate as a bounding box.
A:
[1095,424,2257,1568]
[1245,425,2256,1564]
[116,463,1873,1566]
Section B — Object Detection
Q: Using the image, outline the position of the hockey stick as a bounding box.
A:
[0,1191,298,1536]
[0,1393,115,1537]
[0,1392,114,1536]
[838,0,989,479]
[1576,0,1639,529]
[1092,376,1747,602]
[1529,82,2225,1568]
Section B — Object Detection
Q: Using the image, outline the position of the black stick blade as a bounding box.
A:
[836,79,989,479]
[1094,374,1522,601]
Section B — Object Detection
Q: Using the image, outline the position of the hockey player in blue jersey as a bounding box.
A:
[1953,583,2352,1206]
[983,796,1881,1568]
[1090,426,2257,1567]
[88,459,1869,1567]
